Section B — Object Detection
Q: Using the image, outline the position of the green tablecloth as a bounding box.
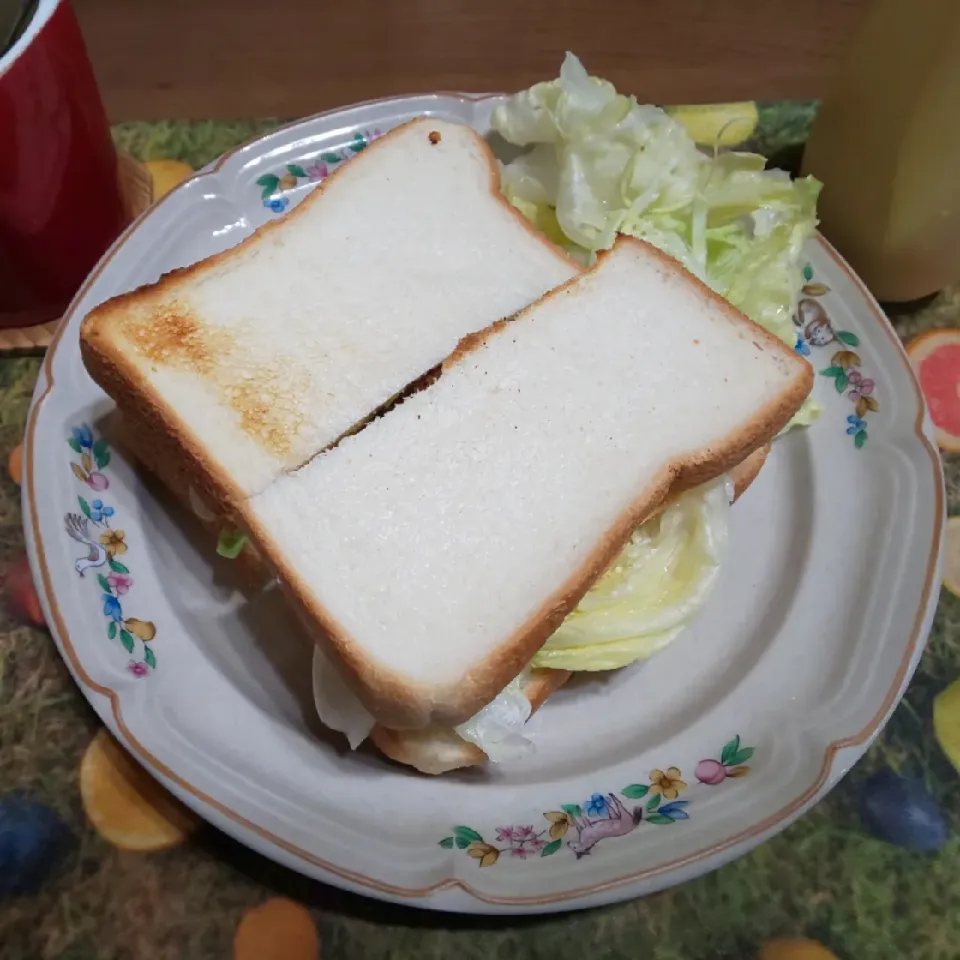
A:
[2,105,959,960]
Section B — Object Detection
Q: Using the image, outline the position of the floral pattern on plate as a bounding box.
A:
[440,736,754,866]
[63,424,157,677]
[256,129,383,213]
[794,262,879,448]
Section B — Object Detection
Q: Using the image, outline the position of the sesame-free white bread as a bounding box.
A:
[80,119,578,504]
[245,237,813,730]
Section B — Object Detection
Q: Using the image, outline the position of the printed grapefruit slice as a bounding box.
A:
[667,101,758,149]
[934,673,960,774]
[234,899,319,960]
[80,729,198,851]
[906,329,960,452]
[144,159,194,200]
[8,443,22,486]
[758,939,839,960]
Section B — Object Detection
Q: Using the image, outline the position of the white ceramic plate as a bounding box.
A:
[23,94,944,914]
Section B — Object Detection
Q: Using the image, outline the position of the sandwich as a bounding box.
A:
[80,115,813,776]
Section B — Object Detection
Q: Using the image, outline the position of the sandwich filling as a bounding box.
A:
[312,476,733,762]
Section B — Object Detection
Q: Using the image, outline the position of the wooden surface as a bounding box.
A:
[74,0,868,121]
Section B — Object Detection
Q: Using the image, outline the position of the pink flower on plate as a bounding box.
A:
[497,825,545,855]
[508,836,546,858]
[305,161,328,181]
[127,660,149,678]
[107,573,133,595]
[511,826,539,842]
[847,369,875,401]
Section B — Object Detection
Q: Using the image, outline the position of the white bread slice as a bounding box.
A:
[80,118,578,506]
[244,236,813,731]
[369,443,770,775]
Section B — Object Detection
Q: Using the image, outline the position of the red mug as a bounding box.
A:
[0,0,126,328]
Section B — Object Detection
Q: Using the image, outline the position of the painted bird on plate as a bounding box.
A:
[64,513,108,576]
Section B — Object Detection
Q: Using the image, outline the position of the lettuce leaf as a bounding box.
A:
[216,528,248,559]
[532,480,730,671]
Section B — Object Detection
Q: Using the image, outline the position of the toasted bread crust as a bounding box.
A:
[257,238,812,730]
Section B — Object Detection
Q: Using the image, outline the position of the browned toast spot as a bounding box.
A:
[223,365,309,457]
[120,302,224,374]
[117,305,309,458]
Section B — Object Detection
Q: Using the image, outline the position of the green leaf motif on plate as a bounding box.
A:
[837,330,860,347]
[321,152,342,164]
[91,438,110,470]
[453,826,483,849]
[120,629,135,654]
[819,366,843,378]
[143,647,157,670]
[561,803,584,818]
[256,174,280,199]
[835,372,848,393]
[720,735,740,767]
[855,430,868,449]
[647,794,661,812]
[287,163,307,178]
[802,262,814,282]
[728,747,754,766]
[107,621,117,640]
[78,496,92,519]
[438,836,454,849]
[68,437,82,453]
[621,784,649,799]
[108,558,129,574]
[646,813,674,825]
[97,573,111,593]
[541,839,562,857]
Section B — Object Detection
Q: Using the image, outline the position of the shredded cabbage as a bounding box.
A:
[492,52,822,427]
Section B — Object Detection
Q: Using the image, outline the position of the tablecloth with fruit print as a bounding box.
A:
[3,104,960,960]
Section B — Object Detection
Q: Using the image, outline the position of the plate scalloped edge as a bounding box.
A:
[21,95,945,913]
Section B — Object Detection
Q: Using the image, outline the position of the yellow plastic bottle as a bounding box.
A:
[801,0,960,303]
